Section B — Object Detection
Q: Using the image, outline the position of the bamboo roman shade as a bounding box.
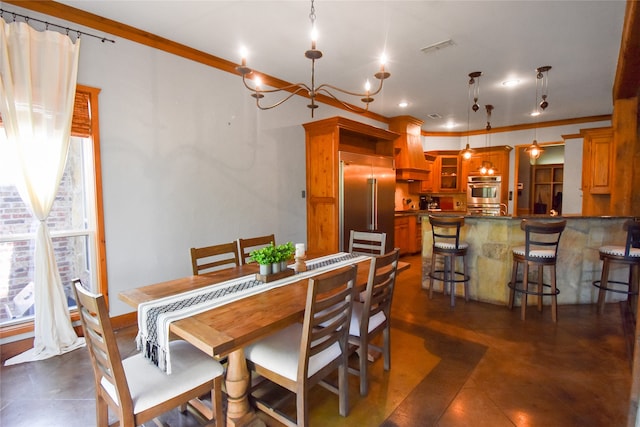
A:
[0,88,91,138]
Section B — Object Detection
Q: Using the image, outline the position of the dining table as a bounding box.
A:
[119,253,409,427]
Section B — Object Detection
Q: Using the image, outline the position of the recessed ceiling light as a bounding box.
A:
[444,122,457,129]
[398,101,408,108]
[530,111,541,117]
[502,79,520,87]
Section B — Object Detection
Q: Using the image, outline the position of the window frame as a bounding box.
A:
[0,84,108,340]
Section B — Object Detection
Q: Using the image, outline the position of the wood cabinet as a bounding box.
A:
[390,116,431,181]
[460,145,512,205]
[394,214,421,255]
[409,178,433,194]
[303,117,398,255]
[425,152,462,192]
[582,127,613,195]
[394,216,411,256]
[531,164,564,214]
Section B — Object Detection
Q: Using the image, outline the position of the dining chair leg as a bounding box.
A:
[338,361,349,417]
[383,326,391,371]
[296,388,309,427]
[521,262,529,321]
[213,376,224,426]
[96,396,108,427]
[358,338,369,396]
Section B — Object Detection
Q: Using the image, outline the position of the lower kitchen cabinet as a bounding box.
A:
[394,214,421,255]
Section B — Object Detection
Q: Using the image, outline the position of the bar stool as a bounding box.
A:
[508,219,566,322]
[428,215,469,307]
[593,219,640,314]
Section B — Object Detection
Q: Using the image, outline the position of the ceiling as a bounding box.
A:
[54,0,626,131]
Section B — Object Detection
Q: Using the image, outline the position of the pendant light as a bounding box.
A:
[525,66,551,161]
[481,104,495,175]
[460,71,482,160]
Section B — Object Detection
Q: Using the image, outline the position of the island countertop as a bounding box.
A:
[420,215,633,306]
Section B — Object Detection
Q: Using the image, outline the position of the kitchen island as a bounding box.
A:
[420,214,633,306]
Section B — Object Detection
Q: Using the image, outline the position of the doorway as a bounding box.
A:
[513,143,565,216]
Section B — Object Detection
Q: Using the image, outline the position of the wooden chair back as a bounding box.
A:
[299,265,357,415]
[520,219,566,261]
[238,234,276,265]
[623,219,640,258]
[349,249,399,395]
[361,249,400,335]
[429,215,465,250]
[72,279,135,422]
[190,241,240,275]
[348,230,386,256]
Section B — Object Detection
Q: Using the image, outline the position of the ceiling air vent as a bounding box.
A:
[420,39,455,55]
[427,113,442,120]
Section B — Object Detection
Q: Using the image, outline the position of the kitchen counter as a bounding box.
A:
[421,215,633,306]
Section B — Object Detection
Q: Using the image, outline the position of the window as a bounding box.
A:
[0,85,106,331]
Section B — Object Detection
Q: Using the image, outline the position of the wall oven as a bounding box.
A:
[467,176,502,215]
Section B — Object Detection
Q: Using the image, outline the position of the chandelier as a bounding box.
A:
[236,0,390,117]
[459,71,482,160]
[525,65,552,160]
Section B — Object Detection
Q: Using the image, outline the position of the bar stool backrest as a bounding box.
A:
[429,216,465,250]
[623,219,640,257]
[520,219,566,261]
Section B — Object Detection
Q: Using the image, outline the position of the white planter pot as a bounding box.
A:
[259,264,272,275]
[271,262,281,274]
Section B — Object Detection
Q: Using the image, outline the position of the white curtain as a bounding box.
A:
[0,18,85,364]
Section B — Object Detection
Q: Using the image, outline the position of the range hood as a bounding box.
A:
[389,116,431,181]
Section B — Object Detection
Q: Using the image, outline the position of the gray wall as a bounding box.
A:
[66,18,384,316]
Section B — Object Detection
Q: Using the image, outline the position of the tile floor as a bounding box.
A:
[0,254,633,426]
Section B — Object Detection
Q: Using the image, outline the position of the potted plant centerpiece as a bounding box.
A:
[276,242,295,271]
[250,242,296,280]
[250,244,276,275]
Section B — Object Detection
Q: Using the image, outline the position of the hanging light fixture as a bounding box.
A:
[525,66,551,160]
[236,0,390,117]
[480,104,495,175]
[460,71,482,160]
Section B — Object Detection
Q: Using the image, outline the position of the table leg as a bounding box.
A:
[225,349,264,427]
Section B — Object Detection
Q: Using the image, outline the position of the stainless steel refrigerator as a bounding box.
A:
[339,151,395,253]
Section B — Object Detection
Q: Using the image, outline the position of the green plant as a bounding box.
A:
[276,242,295,262]
[250,243,276,265]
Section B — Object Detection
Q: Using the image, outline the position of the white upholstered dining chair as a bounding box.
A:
[244,265,357,427]
[72,280,225,427]
[348,248,400,396]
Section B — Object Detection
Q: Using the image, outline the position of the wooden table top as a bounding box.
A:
[119,255,409,358]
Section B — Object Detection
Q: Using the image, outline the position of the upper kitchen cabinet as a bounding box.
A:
[582,127,613,195]
[581,127,613,216]
[303,117,399,255]
[389,116,431,182]
[426,151,461,192]
[408,153,436,193]
[460,145,512,203]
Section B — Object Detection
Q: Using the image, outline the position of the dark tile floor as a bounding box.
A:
[0,254,632,426]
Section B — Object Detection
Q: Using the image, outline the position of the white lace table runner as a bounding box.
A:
[137,252,367,373]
